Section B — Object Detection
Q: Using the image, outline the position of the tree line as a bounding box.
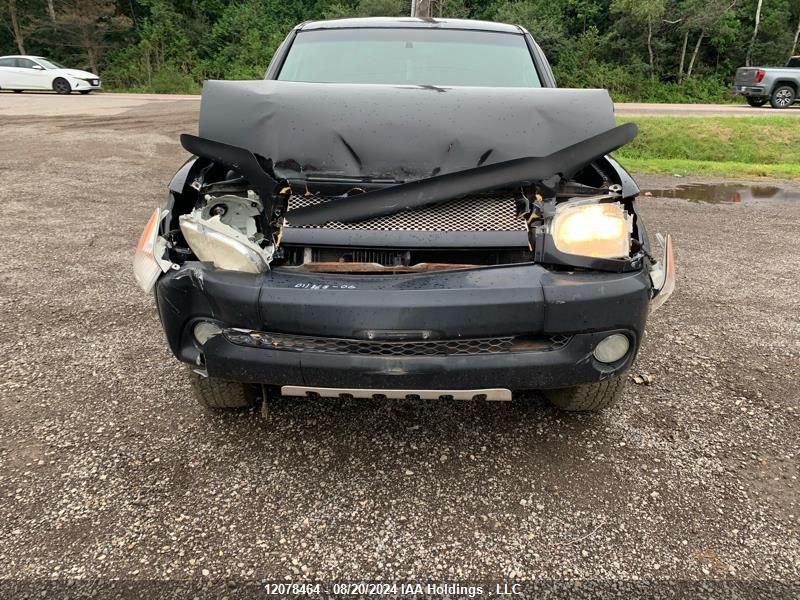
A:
[2,0,799,100]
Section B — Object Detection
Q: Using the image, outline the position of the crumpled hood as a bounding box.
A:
[197,80,618,182]
[62,69,98,79]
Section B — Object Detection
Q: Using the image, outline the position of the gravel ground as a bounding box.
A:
[0,97,798,598]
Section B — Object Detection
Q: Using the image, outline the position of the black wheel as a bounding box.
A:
[186,365,259,409]
[544,377,626,412]
[79,90,91,95]
[52,78,71,95]
[770,85,795,109]
[13,89,23,94]
[745,97,767,107]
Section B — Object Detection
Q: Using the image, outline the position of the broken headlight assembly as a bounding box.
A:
[178,191,276,274]
[550,201,632,260]
[179,213,271,273]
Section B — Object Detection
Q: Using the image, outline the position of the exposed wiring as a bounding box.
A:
[632,239,657,263]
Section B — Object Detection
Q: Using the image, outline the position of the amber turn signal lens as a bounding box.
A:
[133,208,166,293]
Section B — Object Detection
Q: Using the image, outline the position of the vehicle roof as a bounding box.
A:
[296,17,525,35]
[0,55,47,60]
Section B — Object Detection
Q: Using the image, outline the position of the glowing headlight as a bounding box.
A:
[179,214,269,273]
[551,202,632,259]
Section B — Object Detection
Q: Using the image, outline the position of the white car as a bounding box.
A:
[0,55,101,94]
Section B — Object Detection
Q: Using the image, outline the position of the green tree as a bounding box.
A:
[358,0,407,15]
[203,0,294,79]
[494,0,567,59]
[747,0,795,65]
[610,0,665,78]
[102,0,196,89]
[1,0,48,53]
[8,0,794,101]
[55,0,131,74]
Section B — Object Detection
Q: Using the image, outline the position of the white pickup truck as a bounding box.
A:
[733,56,800,108]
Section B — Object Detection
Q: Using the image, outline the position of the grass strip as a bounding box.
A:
[614,116,800,179]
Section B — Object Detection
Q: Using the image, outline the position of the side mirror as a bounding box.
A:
[32,65,45,70]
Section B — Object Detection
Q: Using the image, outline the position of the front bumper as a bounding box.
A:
[155,262,653,391]
[70,78,101,91]
[199,328,639,390]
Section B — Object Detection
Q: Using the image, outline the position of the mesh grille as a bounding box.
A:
[224,330,572,356]
[286,192,527,232]
[271,334,513,356]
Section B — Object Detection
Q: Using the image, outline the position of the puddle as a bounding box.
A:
[644,183,800,204]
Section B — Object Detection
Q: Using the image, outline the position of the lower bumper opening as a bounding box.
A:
[200,329,639,391]
[222,328,572,357]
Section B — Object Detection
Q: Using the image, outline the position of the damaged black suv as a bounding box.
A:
[134,17,675,412]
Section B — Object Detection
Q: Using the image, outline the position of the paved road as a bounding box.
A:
[0,94,798,596]
[615,102,798,117]
[1,91,798,117]
[0,91,199,117]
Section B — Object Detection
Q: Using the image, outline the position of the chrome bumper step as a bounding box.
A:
[280,386,512,401]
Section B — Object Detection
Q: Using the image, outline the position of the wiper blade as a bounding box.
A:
[285,123,638,226]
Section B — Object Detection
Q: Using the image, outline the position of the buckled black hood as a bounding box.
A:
[186,81,638,228]
[196,80,621,183]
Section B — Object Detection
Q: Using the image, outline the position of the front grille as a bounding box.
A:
[286,192,527,232]
[224,330,571,356]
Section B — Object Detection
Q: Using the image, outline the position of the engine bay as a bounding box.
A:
[159,146,646,276]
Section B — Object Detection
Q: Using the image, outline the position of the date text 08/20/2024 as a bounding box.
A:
[263,582,523,596]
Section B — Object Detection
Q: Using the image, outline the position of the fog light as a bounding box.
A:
[593,334,630,363]
[193,321,222,345]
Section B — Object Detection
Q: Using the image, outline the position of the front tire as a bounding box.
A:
[53,78,71,95]
[746,97,767,107]
[13,89,23,94]
[544,377,625,412]
[770,85,796,109]
[186,366,259,409]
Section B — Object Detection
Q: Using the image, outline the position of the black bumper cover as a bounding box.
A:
[155,263,651,390]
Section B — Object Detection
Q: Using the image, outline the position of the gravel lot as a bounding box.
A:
[0,95,798,597]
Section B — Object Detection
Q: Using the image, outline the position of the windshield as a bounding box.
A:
[36,58,66,69]
[278,28,541,87]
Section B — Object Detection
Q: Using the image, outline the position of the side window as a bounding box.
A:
[15,58,37,69]
[0,58,16,67]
